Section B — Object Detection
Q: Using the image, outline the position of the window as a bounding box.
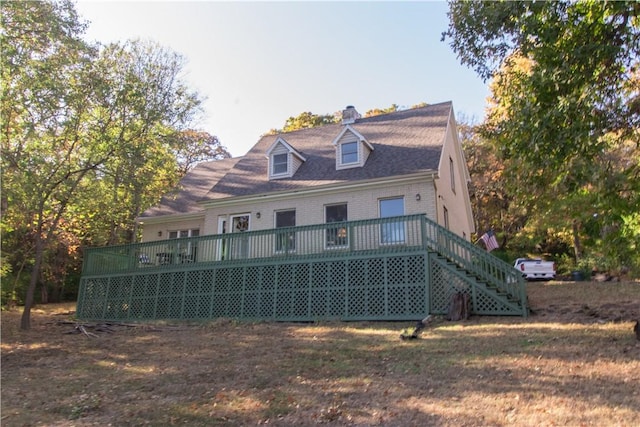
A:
[341,142,358,164]
[275,209,296,252]
[232,215,250,232]
[167,228,200,263]
[443,206,449,230]
[449,157,456,193]
[325,203,348,248]
[168,229,199,239]
[379,197,405,244]
[273,153,288,175]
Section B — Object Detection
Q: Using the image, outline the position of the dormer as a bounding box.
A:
[332,125,374,170]
[265,137,306,180]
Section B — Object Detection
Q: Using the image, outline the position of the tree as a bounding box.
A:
[364,104,400,117]
[364,103,429,118]
[1,1,206,328]
[459,119,526,249]
[266,111,339,134]
[85,40,205,245]
[2,0,105,328]
[443,1,640,272]
[443,0,638,174]
[166,130,231,176]
[266,103,432,135]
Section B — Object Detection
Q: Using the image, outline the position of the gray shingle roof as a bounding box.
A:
[206,101,452,200]
[140,101,452,219]
[139,157,241,218]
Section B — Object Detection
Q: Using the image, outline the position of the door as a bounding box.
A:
[379,197,405,244]
[230,214,250,259]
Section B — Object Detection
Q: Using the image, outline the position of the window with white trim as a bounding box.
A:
[341,141,358,164]
[167,228,200,263]
[169,229,200,239]
[272,153,288,175]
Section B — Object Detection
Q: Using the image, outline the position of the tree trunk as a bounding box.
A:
[50,281,62,303]
[40,283,49,304]
[21,235,44,330]
[572,219,583,262]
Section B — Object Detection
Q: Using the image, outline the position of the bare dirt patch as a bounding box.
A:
[528,280,640,323]
[2,281,639,426]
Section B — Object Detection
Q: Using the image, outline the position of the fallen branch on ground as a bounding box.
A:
[57,320,191,336]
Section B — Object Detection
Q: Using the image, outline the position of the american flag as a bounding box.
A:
[480,230,499,252]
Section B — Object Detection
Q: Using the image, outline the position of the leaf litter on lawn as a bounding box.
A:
[1,280,639,426]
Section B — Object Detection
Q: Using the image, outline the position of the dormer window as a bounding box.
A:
[266,137,306,180]
[273,153,288,175]
[341,141,358,164]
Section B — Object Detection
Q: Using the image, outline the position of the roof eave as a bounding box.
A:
[136,210,205,225]
[199,170,437,209]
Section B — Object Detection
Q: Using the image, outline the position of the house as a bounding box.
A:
[76,102,528,322]
[137,102,475,245]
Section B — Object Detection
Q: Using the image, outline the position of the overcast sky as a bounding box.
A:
[75,1,489,157]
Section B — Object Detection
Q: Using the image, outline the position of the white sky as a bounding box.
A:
[75,0,489,157]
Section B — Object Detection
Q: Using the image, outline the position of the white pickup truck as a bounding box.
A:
[514,258,556,280]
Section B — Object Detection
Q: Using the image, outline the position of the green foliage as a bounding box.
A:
[584,212,640,276]
[266,103,431,135]
[460,119,528,249]
[266,111,339,134]
[448,1,640,276]
[166,129,231,175]
[1,1,222,325]
[364,104,400,117]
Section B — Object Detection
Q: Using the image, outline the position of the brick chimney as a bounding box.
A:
[341,105,361,124]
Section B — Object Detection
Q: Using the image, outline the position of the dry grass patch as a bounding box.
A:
[2,281,639,426]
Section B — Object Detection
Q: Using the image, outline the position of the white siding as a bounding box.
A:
[200,179,437,236]
[291,154,303,173]
[141,217,204,243]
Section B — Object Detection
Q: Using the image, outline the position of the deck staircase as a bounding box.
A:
[420,217,528,317]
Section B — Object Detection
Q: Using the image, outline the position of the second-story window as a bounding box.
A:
[273,153,288,175]
[341,142,358,164]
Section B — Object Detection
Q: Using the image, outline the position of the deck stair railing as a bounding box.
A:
[420,216,527,314]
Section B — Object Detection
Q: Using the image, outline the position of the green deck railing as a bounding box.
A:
[79,215,527,319]
[82,215,427,275]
